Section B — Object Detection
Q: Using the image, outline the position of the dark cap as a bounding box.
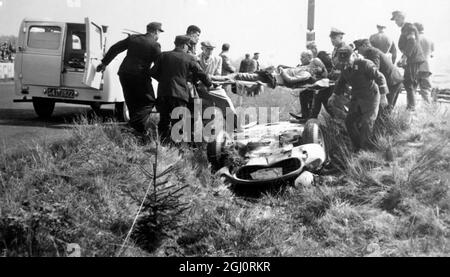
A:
[353,39,370,49]
[222,43,230,51]
[186,25,201,35]
[201,41,216,49]
[254,52,260,55]
[336,45,354,60]
[376,24,386,29]
[175,35,192,46]
[147,22,164,32]
[391,10,405,20]
[330,27,345,38]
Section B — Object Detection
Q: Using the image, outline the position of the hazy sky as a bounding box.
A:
[1,0,449,68]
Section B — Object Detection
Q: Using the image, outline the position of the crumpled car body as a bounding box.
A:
[207,120,327,186]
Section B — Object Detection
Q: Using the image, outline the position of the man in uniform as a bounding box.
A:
[150,35,213,143]
[330,28,347,76]
[97,22,163,134]
[239,54,254,73]
[327,28,350,120]
[328,46,389,151]
[354,39,404,109]
[369,24,398,64]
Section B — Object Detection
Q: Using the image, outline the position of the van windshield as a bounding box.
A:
[28,26,62,50]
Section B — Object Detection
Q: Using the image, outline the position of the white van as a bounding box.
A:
[14,17,129,120]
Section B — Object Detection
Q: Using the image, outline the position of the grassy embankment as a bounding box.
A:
[1,88,449,257]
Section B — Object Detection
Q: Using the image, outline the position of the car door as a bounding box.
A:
[82,18,103,90]
[21,21,65,87]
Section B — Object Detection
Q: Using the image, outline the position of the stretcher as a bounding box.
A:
[213,77,333,97]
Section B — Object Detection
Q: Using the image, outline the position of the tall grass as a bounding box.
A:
[1,100,449,257]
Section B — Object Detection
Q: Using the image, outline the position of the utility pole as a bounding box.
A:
[307,0,315,43]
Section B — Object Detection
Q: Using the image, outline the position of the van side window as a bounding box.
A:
[28,26,62,50]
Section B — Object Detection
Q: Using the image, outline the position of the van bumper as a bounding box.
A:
[15,85,124,103]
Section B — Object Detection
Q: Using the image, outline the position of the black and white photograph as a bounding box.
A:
[0,0,449,261]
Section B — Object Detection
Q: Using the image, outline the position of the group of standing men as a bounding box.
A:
[239,53,261,73]
[95,10,435,150]
[97,22,238,142]
[302,10,434,151]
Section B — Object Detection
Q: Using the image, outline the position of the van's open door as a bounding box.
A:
[83,18,103,90]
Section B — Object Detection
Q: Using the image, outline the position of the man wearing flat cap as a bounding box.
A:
[150,35,213,143]
[354,39,403,110]
[328,45,389,151]
[391,11,427,110]
[327,28,351,120]
[198,41,223,78]
[329,28,348,80]
[196,41,238,133]
[97,22,163,134]
[369,24,397,64]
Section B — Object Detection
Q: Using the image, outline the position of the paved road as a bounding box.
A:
[0,81,117,153]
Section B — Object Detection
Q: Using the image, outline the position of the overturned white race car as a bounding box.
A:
[207,119,327,188]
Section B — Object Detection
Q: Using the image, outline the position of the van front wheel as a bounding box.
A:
[33,98,55,119]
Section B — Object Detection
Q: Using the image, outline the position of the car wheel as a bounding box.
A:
[114,102,130,122]
[32,98,55,119]
[90,102,102,115]
[303,119,327,157]
[207,130,231,171]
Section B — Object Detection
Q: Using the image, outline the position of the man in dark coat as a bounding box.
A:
[239,54,254,73]
[391,11,427,110]
[328,46,389,151]
[97,22,163,133]
[150,35,213,143]
[354,39,404,109]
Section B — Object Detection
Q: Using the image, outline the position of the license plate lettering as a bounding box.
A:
[46,88,75,99]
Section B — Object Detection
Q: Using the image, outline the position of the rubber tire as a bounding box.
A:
[114,102,130,122]
[32,98,55,119]
[90,102,102,115]
[302,119,327,157]
[207,131,231,171]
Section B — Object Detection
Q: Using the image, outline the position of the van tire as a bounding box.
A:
[90,103,102,115]
[115,102,130,122]
[32,98,55,119]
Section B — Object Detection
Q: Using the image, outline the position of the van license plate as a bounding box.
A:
[45,88,76,99]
